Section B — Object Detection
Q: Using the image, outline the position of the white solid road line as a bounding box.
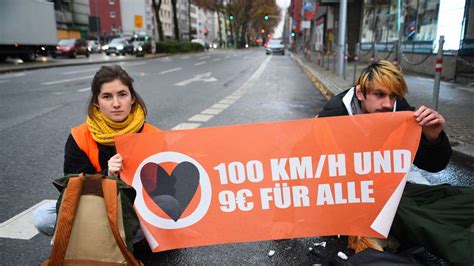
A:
[0,199,55,240]
[194,61,206,66]
[42,75,94,85]
[0,72,26,79]
[160,67,182,75]
[77,87,90,92]
[123,62,147,67]
[62,68,98,75]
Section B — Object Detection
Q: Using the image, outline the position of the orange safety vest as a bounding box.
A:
[71,122,160,172]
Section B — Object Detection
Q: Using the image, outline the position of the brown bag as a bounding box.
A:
[42,174,141,265]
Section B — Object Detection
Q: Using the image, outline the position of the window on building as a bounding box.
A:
[361,0,439,43]
[110,11,116,18]
[109,0,115,4]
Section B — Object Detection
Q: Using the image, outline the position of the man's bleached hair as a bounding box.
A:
[356,60,407,97]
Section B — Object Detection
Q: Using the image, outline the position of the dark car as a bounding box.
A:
[53,39,90,58]
[266,39,285,55]
[103,38,133,56]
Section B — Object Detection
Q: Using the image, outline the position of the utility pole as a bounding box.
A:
[336,0,347,77]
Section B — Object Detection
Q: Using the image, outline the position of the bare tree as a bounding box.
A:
[171,0,180,40]
[151,0,164,41]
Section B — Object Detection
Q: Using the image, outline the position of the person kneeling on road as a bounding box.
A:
[318,60,474,265]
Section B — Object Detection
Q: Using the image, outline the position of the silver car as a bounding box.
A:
[266,39,285,55]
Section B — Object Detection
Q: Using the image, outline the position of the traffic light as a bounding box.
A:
[229,15,234,21]
[264,15,269,21]
[291,31,296,37]
[260,29,265,34]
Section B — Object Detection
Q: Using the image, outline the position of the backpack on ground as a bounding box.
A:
[42,174,142,265]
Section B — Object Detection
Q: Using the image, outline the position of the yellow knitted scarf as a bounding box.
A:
[87,105,145,146]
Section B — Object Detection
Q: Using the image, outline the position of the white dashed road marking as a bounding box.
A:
[42,75,94,85]
[201,108,223,115]
[188,114,214,122]
[172,123,201,130]
[194,61,206,66]
[62,68,98,75]
[0,200,55,240]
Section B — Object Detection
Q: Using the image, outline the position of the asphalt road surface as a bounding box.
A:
[0,48,471,265]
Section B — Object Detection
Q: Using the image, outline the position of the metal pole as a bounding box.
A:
[343,42,348,80]
[432,35,444,111]
[397,0,403,66]
[336,0,347,76]
[353,42,360,84]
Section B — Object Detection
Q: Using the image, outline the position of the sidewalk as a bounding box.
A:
[290,50,474,158]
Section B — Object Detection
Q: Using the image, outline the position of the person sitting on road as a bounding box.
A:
[33,65,160,239]
[318,60,474,265]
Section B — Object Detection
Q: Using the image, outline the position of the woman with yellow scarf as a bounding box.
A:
[33,65,159,237]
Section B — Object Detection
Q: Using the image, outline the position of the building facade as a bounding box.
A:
[89,0,122,43]
[120,0,155,37]
[52,0,90,39]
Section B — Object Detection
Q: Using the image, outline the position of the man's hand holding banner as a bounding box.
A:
[116,111,421,252]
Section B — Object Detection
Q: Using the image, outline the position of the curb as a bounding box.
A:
[290,51,474,159]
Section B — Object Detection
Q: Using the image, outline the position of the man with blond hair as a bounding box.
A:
[318,60,473,264]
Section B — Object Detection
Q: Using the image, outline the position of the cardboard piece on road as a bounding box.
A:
[116,112,421,252]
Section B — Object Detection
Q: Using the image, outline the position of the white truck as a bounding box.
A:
[0,0,57,62]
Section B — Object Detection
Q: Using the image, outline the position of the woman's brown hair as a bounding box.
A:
[87,65,147,117]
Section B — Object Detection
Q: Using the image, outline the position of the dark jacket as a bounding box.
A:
[318,89,452,173]
[64,134,115,176]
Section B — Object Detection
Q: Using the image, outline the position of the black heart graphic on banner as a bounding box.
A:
[140,161,200,221]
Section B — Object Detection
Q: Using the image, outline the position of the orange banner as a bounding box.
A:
[116,112,421,252]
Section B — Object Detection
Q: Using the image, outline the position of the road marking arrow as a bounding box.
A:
[175,72,218,86]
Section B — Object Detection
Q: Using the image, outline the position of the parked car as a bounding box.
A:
[103,38,133,56]
[87,40,101,53]
[53,39,89,58]
[266,39,285,55]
